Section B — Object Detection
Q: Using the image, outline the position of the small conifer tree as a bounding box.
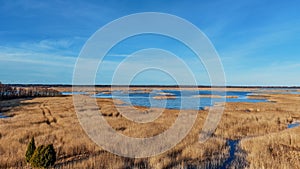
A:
[25,137,36,163]
[42,144,56,167]
[29,144,56,168]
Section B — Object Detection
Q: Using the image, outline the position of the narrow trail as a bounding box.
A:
[39,102,57,126]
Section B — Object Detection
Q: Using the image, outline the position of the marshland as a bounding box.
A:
[1,85,300,168]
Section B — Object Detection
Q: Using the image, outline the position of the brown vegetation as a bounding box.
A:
[0,88,299,168]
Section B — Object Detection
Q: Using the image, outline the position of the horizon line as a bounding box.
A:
[4,84,300,88]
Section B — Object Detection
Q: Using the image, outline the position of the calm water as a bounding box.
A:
[221,139,240,169]
[61,91,87,95]
[288,122,300,129]
[94,90,267,110]
[0,112,10,118]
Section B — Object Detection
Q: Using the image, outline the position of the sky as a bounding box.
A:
[0,0,299,86]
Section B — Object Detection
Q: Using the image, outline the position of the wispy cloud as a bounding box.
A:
[105,54,131,57]
[0,40,77,67]
[0,39,79,83]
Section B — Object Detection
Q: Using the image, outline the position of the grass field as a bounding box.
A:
[0,87,299,168]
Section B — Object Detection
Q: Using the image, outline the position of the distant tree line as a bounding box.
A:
[0,82,61,100]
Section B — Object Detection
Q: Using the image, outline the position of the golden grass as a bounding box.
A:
[0,89,299,168]
[240,127,300,168]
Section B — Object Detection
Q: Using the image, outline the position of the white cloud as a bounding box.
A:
[0,45,76,67]
[0,42,79,83]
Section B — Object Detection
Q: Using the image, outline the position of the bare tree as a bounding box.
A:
[0,83,61,100]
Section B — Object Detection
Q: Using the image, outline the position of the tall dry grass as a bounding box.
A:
[0,91,299,168]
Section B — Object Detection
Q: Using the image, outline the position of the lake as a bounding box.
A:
[93,90,267,110]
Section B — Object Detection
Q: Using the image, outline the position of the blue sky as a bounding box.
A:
[0,0,299,85]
